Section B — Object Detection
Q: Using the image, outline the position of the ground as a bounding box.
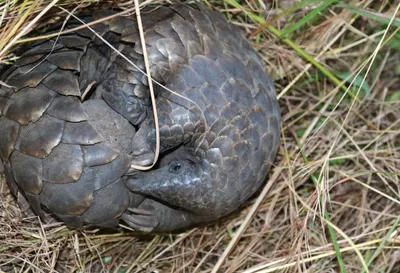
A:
[0,0,399,272]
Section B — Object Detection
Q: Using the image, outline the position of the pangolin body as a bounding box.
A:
[0,3,280,232]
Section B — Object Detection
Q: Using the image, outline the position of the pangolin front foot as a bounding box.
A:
[121,203,158,232]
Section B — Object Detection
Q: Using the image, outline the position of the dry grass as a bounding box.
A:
[1,0,400,272]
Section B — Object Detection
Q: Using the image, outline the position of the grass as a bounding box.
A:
[1,0,400,272]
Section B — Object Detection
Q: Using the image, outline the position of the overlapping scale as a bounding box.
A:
[14,114,65,158]
[40,168,95,215]
[42,143,84,184]
[3,84,56,125]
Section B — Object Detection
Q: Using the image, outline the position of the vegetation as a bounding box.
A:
[0,0,399,272]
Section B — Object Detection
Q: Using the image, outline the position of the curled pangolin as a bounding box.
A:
[0,3,280,232]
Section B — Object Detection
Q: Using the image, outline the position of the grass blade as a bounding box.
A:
[337,3,400,27]
[362,216,400,273]
[280,0,338,37]
[223,0,360,101]
[292,131,347,273]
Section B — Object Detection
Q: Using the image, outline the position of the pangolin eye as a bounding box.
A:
[169,161,182,173]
